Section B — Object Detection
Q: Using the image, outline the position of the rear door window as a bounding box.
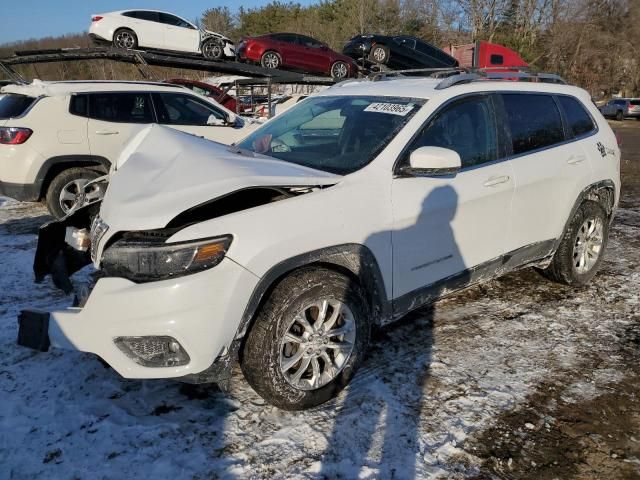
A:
[0,94,36,118]
[557,96,595,138]
[272,34,298,44]
[88,93,153,123]
[152,93,225,125]
[501,93,564,155]
[124,11,160,22]
[159,13,193,28]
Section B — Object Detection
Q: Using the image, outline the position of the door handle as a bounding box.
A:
[483,175,510,187]
[567,155,586,165]
[95,130,119,135]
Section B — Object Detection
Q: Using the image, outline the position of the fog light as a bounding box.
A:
[114,336,190,367]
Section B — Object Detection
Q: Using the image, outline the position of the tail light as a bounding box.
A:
[91,15,103,22]
[0,127,33,145]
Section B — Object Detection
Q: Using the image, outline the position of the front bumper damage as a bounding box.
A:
[20,206,260,386]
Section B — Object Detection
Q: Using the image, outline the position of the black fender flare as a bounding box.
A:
[35,155,111,199]
[235,243,391,341]
[553,179,617,252]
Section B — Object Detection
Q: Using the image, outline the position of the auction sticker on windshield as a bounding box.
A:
[364,103,415,116]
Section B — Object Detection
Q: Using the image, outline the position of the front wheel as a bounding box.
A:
[616,110,624,121]
[330,61,350,80]
[369,45,390,64]
[202,39,224,60]
[542,200,609,286]
[241,268,371,410]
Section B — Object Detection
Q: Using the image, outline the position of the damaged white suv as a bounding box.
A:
[19,73,621,410]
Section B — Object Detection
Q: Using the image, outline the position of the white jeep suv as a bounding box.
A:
[19,74,620,410]
[0,80,254,218]
[89,10,235,60]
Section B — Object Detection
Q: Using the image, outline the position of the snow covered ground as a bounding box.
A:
[1,124,639,479]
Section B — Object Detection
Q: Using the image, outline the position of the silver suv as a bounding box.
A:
[599,98,640,120]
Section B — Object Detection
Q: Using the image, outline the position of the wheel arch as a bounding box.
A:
[554,179,616,252]
[36,155,111,200]
[235,244,391,343]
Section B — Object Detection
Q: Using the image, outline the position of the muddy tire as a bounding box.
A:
[202,39,224,60]
[616,110,624,121]
[45,168,101,219]
[241,267,371,410]
[542,200,609,286]
[113,28,138,50]
[369,45,390,64]
[260,51,281,70]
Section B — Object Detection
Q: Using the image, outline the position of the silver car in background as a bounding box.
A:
[600,98,640,120]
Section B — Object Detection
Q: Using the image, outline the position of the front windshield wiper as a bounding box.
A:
[227,145,255,157]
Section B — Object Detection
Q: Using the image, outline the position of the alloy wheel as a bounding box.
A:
[58,178,95,214]
[372,47,387,63]
[203,42,222,59]
[263,52,280,69]
[573,217,604,274]
[279,298,356,391]
[115,31,135,49]
[331,62,348,79]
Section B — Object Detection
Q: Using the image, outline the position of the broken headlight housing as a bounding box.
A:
[102,234,232,282]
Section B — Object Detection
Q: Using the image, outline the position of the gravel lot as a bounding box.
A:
[0,122,638,479]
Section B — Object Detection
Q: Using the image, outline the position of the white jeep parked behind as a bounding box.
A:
[0,80,256,218]
[19,73,621,410]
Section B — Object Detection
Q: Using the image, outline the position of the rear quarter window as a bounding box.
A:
[502,93,564,155]
[557,96,595,137]
[0,94,36,119]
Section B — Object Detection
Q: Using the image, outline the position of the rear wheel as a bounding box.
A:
[113,28,137,50]
[45,168,101,219]
[241,268,371,410]
[330,61,349,79]
[202,39,224,60]
[261,51,281,70]
[369,45,390,64]
[616,110,624,121]
[542,200,609,286]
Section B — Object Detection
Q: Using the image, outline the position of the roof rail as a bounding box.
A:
[435,69,567,89]
[368,67,463,82]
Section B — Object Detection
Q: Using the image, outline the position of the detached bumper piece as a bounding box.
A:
[17,310,51,352]
[34,203,98,293]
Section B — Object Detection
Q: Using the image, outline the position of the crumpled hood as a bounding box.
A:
[99,125,340,232]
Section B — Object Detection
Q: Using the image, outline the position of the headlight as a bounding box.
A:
[102,234,232,282]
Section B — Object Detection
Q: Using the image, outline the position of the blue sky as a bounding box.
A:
[0,0,315,44]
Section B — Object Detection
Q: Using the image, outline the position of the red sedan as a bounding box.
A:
[237,33,358,79]
[165,78,238,113]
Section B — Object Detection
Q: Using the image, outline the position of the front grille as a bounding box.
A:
[89,215,109,262]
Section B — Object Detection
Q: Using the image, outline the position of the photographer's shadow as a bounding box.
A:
[321,185,467,479]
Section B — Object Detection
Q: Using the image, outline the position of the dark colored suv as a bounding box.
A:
[237,33,358,79]
[343,34,458,70]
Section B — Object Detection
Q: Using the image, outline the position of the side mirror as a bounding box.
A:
[405,146,461,176]
[207,114,236,126]
[320,44,328,50]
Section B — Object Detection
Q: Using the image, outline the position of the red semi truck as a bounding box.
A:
[443,40,528,69]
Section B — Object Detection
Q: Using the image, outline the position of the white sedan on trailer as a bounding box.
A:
[89,9,235,60]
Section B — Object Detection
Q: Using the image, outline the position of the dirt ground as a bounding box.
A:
[467,121,640,480]
[0,122,639,479]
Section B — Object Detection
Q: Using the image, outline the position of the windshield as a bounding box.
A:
[237,95,424,174]
[0,94,36,119]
